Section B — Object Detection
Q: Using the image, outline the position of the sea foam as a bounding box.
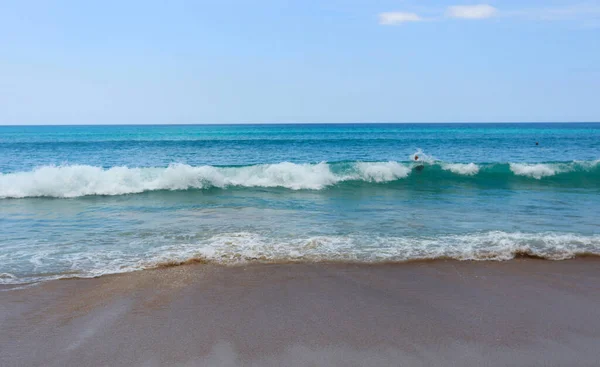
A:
[441,163,480,175]
[354,161,411,182]
[2,231,599,285]
[509,163,562,179]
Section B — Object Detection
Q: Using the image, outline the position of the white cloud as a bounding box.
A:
[378,12,423,25]
[378,3,600,27]
[446,4,498,19]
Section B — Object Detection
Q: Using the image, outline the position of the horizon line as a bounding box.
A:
[1,121,600,127]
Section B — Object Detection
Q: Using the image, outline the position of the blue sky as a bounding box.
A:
[1,0,599,124]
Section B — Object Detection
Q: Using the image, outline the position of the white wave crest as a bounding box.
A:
[354,161,411,182]
[574,159,600,169]
[0,162,415,198]
[2,160,597,198]
[509,163,563,179]
[442,163,480,176]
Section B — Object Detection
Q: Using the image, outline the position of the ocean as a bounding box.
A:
[1,123,599,285]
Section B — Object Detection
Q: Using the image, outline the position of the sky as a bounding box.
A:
[1,0,599,124]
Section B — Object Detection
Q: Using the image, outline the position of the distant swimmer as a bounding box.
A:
[536,142,539,146]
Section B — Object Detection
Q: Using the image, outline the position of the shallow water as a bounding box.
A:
[1,123,599,284]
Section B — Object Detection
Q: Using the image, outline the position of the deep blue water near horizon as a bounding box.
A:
[1,123,600,285]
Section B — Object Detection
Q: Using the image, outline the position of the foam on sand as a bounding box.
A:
[2,231,599,285]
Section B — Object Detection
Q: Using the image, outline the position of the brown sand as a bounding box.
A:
[2,259,600,366]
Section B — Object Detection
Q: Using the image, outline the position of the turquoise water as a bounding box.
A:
[1,123,599,284]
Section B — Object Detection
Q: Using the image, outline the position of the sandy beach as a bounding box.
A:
[2,258,600,366]
[3,0,599,365]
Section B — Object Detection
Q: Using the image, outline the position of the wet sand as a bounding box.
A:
[2,258,600,367]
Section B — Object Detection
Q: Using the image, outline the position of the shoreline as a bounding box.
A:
[3,258,600,366]
[4,252,600,290]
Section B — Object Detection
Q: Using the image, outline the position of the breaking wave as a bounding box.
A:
[442,163,480,176]
[2,231,599,285]
[1,160,599,198]
[148,231,600,264]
